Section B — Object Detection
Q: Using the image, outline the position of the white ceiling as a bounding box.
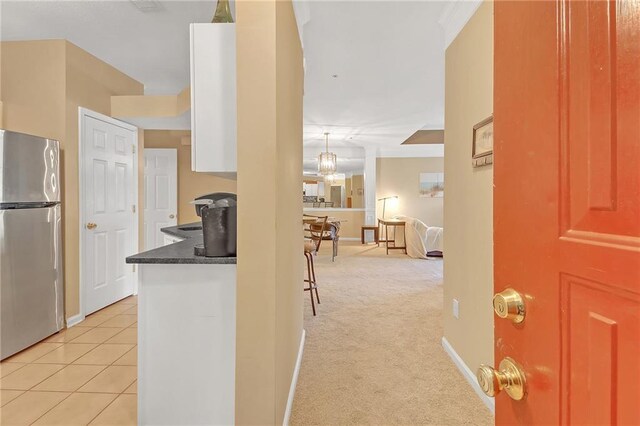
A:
[303,145,365,174]
[1,0,449,152]
[0,0,215,95]
[299,1,447,151]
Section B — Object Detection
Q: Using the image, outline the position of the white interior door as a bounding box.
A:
[144,149,178,250]
[81,110,138,316]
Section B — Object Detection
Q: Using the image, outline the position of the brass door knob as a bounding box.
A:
[493,288,525,323]
[477,357,526,400]
[86,222,97,230]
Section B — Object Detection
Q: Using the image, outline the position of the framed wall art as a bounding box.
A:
[419,172,444,198]
[472,115,493,167]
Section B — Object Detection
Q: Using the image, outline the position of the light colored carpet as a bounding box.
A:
[290,243,494,426]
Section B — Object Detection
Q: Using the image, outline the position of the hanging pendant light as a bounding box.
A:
[318,132,337,175]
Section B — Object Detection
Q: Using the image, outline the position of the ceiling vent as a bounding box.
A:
[130,0,165,13]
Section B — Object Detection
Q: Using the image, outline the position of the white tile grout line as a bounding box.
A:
[2,300,138,424]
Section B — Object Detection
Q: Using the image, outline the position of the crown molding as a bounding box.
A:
[438,0,483,48]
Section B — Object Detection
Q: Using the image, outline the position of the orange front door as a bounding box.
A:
[494,0,640,424]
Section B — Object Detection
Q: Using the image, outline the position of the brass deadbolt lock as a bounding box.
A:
[477,357,527,401]
[493,288,525,323]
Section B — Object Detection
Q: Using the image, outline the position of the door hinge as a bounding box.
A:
[132,205,136,213]
[132,145,136,154]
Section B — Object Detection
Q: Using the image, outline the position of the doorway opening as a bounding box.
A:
[143,148,178,250]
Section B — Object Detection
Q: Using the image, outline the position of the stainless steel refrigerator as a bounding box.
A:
[1,129,64,360]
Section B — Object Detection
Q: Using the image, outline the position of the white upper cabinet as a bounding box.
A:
[190,23,237,175]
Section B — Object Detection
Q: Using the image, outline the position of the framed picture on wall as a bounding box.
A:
[419,173,444,198]
[472,115,493,167]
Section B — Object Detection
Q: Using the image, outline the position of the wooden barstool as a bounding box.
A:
[303,216,327,316]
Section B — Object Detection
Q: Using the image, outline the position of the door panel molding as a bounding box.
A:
[559,0,640,238]
[560,229,640,252]
[560,273,640,425]
[79,107,139,320]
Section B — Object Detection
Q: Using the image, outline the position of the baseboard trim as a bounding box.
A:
[283,329,306,426]
[441,336,495,415]
[66,314,85,328]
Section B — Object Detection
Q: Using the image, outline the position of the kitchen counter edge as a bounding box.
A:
[125,222,237,265]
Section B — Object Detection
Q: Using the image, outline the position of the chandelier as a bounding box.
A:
[317,132,337,175]
[324,174,336,185]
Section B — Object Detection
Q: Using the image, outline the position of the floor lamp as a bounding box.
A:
[378,195,398,220]
[377,196,398,245]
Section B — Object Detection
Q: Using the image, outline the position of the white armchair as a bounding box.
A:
[392,215,443,259]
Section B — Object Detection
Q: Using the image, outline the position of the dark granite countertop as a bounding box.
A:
[126,222,237,265]
[159,222,203,239]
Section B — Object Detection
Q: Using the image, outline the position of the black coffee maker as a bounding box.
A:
[194,192,237,257]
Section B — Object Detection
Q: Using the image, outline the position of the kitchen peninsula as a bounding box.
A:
[126,224,236,425]
[302,163,368,239]
[303,207,365,239]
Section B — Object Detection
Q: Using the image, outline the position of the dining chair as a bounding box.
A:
[321,222,339,262]
[303,215,328,316]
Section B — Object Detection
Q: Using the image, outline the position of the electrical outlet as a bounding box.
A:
[453,299,460,319]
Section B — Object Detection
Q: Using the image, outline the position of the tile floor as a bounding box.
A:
[0,296,138,425]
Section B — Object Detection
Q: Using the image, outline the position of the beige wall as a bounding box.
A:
[143,130,237,225]
[0,41,67,142]
[138,131,145,249]
[0,40,144,320]
[303,209,365,240]
[443,1,494,373]
[235,0,304,424]
[351,174,364,208]
[64,42,144,317]
[345,177,352,206]
[376,157,444,226]
[111,87,190,119]
[0,44,3,127]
